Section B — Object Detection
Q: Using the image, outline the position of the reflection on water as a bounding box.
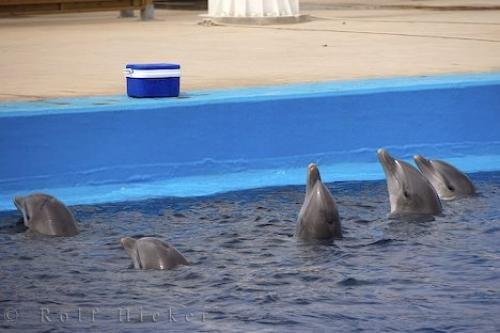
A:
[0,172,499,332]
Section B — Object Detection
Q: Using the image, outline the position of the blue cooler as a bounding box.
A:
[124,63,180,98]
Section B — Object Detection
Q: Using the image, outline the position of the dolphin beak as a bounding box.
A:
[307,163,321,180]
[13,196,28,225]
[121,237,135,249]
[377,148,397,173]
[306,163,321,194]
[414,154,432,171]
[308,163,318,173]
[13,196,22,211]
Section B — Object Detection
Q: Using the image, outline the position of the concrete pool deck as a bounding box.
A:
[1,0,500,101]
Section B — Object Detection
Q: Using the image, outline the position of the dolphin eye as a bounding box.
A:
[448,185,455,192]
[403,190,410,198]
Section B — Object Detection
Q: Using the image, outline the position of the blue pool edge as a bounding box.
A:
[1,72,500,211]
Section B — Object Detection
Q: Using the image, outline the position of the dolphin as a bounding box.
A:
[13,193,79,236]
[377,149,442,218]
[414,155,475,200]
[295,163,342,240]
[121,237,189,270]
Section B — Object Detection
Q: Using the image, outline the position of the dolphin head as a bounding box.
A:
[12,193,78,236]
[414,154,453,198]
[377,149,442,217]
[414,155,475,200]
[13,193,52,228]
[306,163,322,195]
[121,237,137,256]
[121,237,141,269]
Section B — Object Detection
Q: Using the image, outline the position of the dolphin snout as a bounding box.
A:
[377,148,393,163]
[307,163,320,179]
[377,148,391,161]
[121,237,136,249]
[414,154,429,163]
[414,155,432,170]
[306,163,322,193]
[13,196,29,226]
[13,196,23,210]
[377,148,399,174]
[308,163,318,172]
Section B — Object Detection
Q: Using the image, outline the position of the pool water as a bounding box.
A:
[1,172,499,332]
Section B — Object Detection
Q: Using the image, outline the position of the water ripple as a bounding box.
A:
[0,172,499,331]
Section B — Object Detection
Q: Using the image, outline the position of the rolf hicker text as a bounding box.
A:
[37,306,206,324]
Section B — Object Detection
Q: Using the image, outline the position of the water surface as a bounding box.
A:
[1,172,499,332]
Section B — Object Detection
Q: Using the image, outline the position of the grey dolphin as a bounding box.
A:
[121,237,189,270]
[377,149,442,218]
[295,163,342,240]
[414,155,475,200]
[13,193,79,236]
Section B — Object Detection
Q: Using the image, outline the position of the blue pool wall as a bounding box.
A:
[1,73,500,211]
